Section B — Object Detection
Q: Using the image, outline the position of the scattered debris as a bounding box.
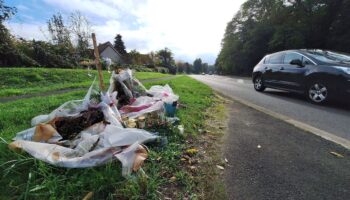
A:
[177,125,184,135]
[216,165,225,170]
[186,148,199,155]
[225,158,228,163]
[257,144,261,149]
[170,176,177,182]
[54,108,104,140]
[8,68,181,177]
[330,151,344,158]
[82,192,94,200]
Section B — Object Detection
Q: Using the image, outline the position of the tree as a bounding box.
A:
[46,13,77,67]
[185,62,192,74]
[128,49,141,64]
[69,11,91,59]
[156,47,174,67]
[202,62,209,73]
[0,0,16,22]
[47,13,71,46]
[176,61,186,73]
[193,58,202,74]
[0,0,16,65]
[113,34,127,55]
[149,51,157,66]
[0,1,37,67]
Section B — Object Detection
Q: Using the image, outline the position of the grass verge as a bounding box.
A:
[194,94,230,199]
[0,75,216,199]
[0,68,171,98]
[132,71,171,81]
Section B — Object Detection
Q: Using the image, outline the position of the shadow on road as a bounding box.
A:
[263,89,350,112]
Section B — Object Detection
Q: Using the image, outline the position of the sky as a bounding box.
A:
[5,0,245,64]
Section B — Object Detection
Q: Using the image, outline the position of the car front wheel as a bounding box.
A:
[254,75,266,92]
[307,82,329,104]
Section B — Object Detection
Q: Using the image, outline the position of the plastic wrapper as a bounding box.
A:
[120,84,179,119]
[147,84,179,103]
[108,69,147,108]
[31,81,100,126]
[120,96,164,119]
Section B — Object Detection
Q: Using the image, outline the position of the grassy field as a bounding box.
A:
[0,68,172,98]
[130,71,171,81]
[0,75,214,199]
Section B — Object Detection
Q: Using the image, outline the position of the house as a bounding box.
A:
[97,42,124,64]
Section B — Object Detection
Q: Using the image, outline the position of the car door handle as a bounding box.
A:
[280,67,284,70]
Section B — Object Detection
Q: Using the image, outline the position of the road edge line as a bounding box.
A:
[217,92,350,150]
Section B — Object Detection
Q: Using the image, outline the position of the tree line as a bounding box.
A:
[0,1,212,74]
[216,0,350,76]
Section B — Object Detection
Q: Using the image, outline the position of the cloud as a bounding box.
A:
[16,4,30,11]
[42,0,120,18]
[6,22,48,41]
[8,0,245,64]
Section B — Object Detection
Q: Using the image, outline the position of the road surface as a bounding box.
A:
[223,100,350,200]
[190,75,350,142]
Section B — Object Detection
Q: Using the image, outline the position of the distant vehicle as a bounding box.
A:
[202,72,206,75]
[252,49,350,104]
[209,71,213,75]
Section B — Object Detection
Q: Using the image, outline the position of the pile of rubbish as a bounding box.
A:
[9,69,179,176]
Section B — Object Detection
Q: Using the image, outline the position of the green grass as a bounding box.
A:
[134,72,171,80]
[0,68,171,98]
[0,76,214,199]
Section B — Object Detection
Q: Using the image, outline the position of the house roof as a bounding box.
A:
[97,41,123,57]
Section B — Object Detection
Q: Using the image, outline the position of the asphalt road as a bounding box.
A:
[223,101,350,200]
[190,75,350,142]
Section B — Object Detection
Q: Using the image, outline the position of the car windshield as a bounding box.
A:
[305,50,350,64]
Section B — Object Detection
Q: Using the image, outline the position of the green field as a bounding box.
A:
[0,75,214,199]
[0,68,171,98]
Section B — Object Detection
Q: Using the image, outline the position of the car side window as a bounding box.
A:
[302,57,314,65]
[284,53,302,64]
[266,53,283,64]
[264,57,269,64]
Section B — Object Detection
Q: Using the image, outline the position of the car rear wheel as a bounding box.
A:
[307,82,328,104]
[254,75,266,92]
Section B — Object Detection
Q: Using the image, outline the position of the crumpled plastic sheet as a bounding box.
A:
[107,69,179,119]
[147,84,179,103]
[107,69,147,105]
[9,81,158,176]
[120,96,164,119]
[120,84,179,119]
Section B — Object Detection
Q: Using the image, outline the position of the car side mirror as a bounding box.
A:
[290,59,304,67]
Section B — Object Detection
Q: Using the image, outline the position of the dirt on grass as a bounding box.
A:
[157,94,232,199]
[54,108,105,140]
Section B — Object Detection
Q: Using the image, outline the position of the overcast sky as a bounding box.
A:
[5,0,245,64]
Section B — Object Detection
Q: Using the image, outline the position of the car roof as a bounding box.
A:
[266,49,320,64]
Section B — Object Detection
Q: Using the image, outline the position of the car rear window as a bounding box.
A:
[265,53,283,64]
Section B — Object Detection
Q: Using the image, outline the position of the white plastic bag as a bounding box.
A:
[147,84,179,103]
